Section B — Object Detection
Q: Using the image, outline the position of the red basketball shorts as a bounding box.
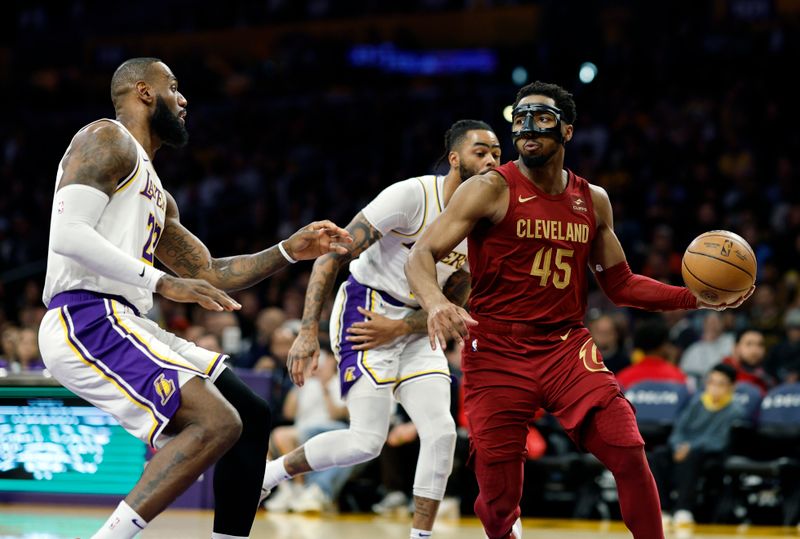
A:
[462,316,641,462]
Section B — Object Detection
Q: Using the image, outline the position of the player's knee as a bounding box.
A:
[349,429,386,463]
[213,405,243,451]
[242,394,271,437]
[419,416,457,467]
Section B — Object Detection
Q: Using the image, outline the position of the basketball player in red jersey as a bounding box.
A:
[405,81,753,539]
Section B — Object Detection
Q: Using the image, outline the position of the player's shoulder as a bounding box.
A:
[462,170,508,195]
[71,119,138,164]
[587,182,610,204]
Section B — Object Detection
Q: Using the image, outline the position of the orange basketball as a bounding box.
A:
[681,230,756,305]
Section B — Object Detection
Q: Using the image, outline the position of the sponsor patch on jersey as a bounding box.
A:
[572,195,587,213]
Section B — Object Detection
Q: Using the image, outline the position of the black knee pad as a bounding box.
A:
[214,369,272,439]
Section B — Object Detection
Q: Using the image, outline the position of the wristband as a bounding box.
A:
[278,241,297,264]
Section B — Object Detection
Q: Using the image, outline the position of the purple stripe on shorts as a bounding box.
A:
[63,298,182,446]
[337,278,371,397]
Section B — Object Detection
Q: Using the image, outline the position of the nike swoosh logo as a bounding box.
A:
[132,518,145,529]
[560,329,571,341]
[139,267,146,277]
[518,195,537,203]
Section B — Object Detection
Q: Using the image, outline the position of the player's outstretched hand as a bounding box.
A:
[346,306,405,351]
[427,301,478,351]
[284,220,353,261]
[697,285,756,311]
[156,275,241,312]
[287,330,320,387]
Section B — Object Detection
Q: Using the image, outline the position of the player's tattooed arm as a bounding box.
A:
[57,120,138,195]
[156,191,289,290]
[299,211,381,332]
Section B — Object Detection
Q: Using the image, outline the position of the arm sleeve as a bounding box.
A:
[594,261,696,311]
[51,184,165,292]
[361,179,425,235]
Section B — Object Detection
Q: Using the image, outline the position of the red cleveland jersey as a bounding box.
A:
[467,161,597,326]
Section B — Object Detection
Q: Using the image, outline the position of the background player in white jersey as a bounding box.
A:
[261,120,501,538]
[37,57,351,539]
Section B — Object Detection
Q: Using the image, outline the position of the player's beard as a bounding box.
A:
[520,145,558,168]
[459,162,489,180]
[152,96,189,148]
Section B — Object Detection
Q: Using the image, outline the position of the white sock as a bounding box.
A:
[262,456,292,491]
[410,528,432,539]
[211,534,247,539]
[91,501,147,539]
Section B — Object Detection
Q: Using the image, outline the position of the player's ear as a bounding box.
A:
[563,124,574,144]
[448,150,460,170]
[135,80,154,105]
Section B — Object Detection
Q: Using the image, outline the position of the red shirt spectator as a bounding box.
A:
[616,318,687,390]
[617,355,687,390]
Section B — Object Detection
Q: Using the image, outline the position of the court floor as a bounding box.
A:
[0,505,798,538]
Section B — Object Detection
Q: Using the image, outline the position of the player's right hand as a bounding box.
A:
[427,301,478,351]
[155,275,241,312]
[287,330,320,387]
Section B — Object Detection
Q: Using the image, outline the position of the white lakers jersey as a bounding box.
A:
[43,119,167,314]
[349,174,468,307]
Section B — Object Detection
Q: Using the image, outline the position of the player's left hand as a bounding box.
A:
[697,285,755,311]
[346,306,406,351]
[284,220,353,261]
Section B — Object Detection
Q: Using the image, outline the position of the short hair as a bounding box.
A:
[444,119,494,153]
[110,57,162,109]
[513,81,577,125]
[735,328,763,344]
[633,319,669,353]
[710,363,737,384]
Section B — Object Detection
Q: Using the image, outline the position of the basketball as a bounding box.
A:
[681,230,757,305]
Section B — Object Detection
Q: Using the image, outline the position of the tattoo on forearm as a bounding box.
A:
[210,246,288,291]
[442,269,471,307]
[300,212,381,329]
[403,309,428,334]
[157,221,291,290]
[156,224,210,279]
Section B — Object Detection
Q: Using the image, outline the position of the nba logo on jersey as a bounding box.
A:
[154,373,176,406]
[472,339,478,352]
[344,366,357,382]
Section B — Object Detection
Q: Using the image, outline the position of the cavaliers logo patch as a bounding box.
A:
[154,373,176,406]
[579,338,608,373]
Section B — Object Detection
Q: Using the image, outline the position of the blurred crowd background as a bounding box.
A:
[1,0,799,528]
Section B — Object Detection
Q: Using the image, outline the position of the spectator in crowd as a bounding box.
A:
[680,312,735,383]
[0,325,18,370]
[265,350,351,513]
[236,307,286,369]
[650,363,742,527]
[723,329,774,394]
[588,314,630,374]
[14,327,44,371]
[255,320,302,423]
[765,307,800,384]
[616,318,687,390]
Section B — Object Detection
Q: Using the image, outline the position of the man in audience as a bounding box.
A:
[617,318,687,390]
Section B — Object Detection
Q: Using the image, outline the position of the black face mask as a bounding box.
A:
[511,103,564,145]
[152,95,188,148]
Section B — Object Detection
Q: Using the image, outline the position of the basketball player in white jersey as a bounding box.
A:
[261,120,501,538]
[37,57,351,539]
